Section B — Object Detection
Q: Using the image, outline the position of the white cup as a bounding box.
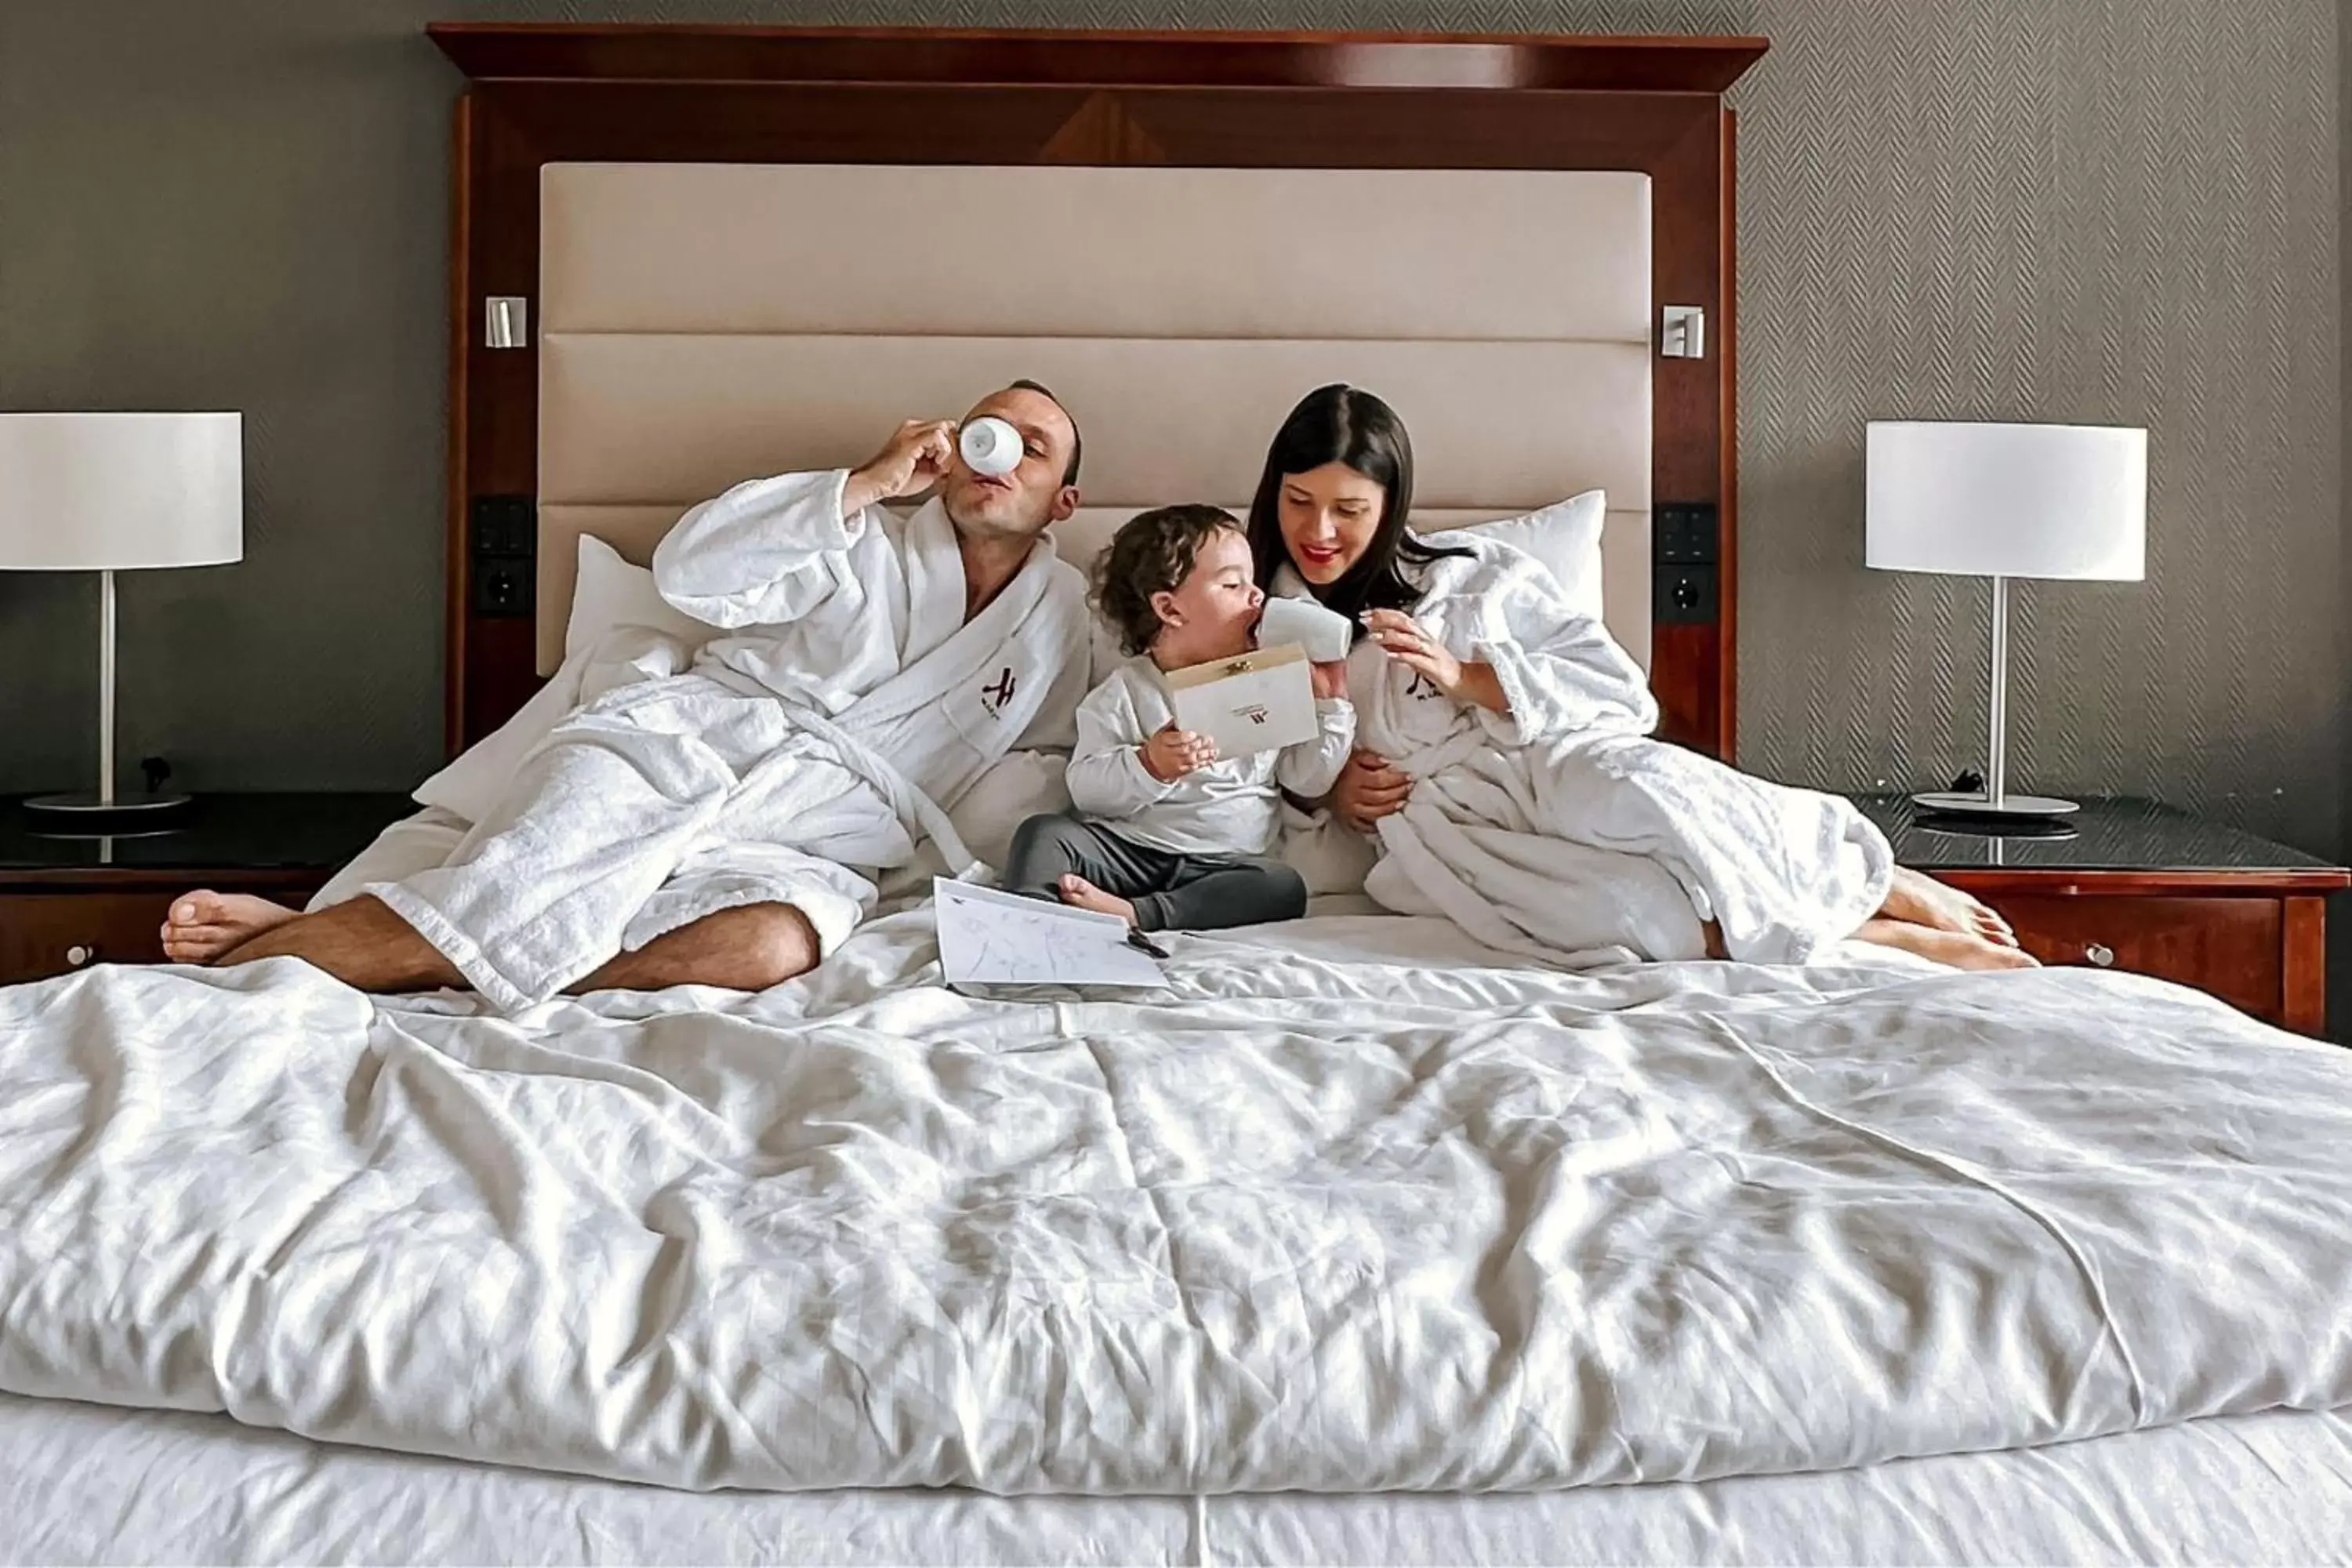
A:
[959,416,1022,476]
[1256,594,1353,662]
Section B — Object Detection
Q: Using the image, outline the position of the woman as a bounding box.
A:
[1248,383,2034,973]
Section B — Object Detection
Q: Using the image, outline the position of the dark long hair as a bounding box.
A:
[1245,384,1468,630]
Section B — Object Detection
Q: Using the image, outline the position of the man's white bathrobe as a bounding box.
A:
[1293,534,1894,967]
[354,470,1089,1013]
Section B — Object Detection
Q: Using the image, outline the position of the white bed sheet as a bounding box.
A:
[4,910,2351,1559]
[4,1392,2349,1565]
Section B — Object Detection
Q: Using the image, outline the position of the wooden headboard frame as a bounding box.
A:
[428,24,1766,759]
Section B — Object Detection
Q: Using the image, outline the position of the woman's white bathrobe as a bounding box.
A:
[1287,534,1893,966]
[350,470,1090,1012]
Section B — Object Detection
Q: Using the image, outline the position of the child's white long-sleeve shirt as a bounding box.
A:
[1065,655,1355,856]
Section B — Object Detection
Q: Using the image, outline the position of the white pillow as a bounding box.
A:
[1066,490,1605,672]
[1062,493,1604,615]
[566,533,717,659]
[412,538,710,824]
[1447,488,1606,620]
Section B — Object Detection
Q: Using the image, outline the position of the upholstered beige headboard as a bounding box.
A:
[536,162,1654,677]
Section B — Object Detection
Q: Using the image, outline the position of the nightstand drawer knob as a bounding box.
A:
[66,945,94,968]
[2085,942,2115,968]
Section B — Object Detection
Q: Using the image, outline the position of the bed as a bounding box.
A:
[3,24,2350,1566]
[5,916,2352,1563]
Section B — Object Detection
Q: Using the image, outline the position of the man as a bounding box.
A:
[163,383,1090,1010]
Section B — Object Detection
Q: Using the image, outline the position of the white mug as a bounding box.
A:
[959,416,1022,477]
[1256,594,1353,662]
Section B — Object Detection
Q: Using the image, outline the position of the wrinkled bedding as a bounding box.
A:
[0,913,2346,1498]
[7,1394,2351,1565]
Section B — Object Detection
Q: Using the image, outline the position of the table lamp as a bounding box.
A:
[0,412,243,820]
[1866,420,2146,819]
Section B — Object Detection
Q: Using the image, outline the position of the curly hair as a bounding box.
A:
[1092,504,1245,657]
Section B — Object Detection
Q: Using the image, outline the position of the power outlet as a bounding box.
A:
[1653,502,1719,624]
[1655,564,1719,624]
[470,495,535,619]
[473,561,532,618]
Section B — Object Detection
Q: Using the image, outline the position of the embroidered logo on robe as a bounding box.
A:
[979,666,1018,718]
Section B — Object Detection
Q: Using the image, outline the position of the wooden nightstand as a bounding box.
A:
[1853,795,2350,1035]
[0,793,415,984]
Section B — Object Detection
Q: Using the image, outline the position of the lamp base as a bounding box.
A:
[1911,789,2078,820]
[24,791,191,818]
[1915,814,2080,844]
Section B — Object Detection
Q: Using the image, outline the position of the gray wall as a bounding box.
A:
[2,2,2342,866]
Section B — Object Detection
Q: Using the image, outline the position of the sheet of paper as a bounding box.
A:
[1165,645,1319,759]
[933,878,1167,989]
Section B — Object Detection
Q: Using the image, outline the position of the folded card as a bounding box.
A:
[1166,644,1319,758]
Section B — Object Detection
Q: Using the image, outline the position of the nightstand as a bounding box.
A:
[1853,795,2351,1035]
[0,793,414,984]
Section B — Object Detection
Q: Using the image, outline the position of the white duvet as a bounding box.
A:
[0,914,2347,1498]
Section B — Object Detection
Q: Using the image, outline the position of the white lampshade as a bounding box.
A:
[1867,420,2146,582]
[0,412,242,571]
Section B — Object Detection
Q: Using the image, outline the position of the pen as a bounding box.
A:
[1127,930,1171,960]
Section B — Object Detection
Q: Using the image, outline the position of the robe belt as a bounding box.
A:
[708,667,985,880]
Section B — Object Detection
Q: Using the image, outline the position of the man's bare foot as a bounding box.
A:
[1057,874,1138,928]
[1854,916,2039,972]
[162,891,299,964]
[1878,866,2016,947]
[216,895,466,993]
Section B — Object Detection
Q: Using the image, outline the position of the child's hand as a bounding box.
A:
[1142,723,1218,782]
[1309,659,1349,701]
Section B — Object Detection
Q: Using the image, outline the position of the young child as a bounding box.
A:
[1005,504,1353,933]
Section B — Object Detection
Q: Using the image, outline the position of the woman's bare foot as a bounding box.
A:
[1854,916,2039,972]
[1878,866,2016,947]
[162,891,300,964]
[1057,874,1138,928]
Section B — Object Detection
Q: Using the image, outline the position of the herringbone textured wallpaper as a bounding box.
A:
[0,0,2340,855]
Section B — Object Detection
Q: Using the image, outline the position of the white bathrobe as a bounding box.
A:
[360,470,1090,1012]
[1289,533,1893,966]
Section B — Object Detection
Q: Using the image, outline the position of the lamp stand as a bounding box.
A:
[24,569,190,821]
[1912,575,2078,820]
